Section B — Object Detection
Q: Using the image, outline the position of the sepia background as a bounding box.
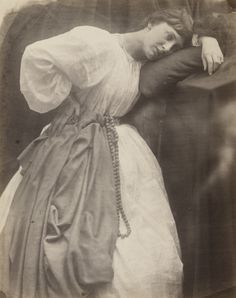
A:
[0,0,236,297]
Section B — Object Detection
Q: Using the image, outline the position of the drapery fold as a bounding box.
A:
[0,98,118,298]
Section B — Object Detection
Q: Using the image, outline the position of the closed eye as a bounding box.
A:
[166,32,176,41]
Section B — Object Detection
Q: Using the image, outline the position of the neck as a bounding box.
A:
[121,30,147,62]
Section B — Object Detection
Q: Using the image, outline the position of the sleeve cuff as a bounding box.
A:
[192,34,201,47]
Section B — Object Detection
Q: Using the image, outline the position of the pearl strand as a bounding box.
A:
[104,115,131,239]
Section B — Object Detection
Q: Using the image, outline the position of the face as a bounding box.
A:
[142,22,183,61]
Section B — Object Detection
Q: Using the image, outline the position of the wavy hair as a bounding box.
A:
[135,8,193,47]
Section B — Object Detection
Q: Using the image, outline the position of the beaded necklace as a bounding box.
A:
[104,115,131,239]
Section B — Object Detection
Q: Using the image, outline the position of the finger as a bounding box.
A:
[212,54,221,72]
[216,56,224,69]
[202,55,207,71]
[215,53,224,64]
[217,56,223,64]
[214,61,221,72]
[219,55,224,63]
[206,55,214,75]
[217,49,224,63]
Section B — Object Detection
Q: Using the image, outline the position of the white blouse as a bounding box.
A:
[20,26,142,117]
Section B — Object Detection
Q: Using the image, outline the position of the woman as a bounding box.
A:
[0,8,223,298]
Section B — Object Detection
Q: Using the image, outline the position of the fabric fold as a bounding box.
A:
[0,100,118,298]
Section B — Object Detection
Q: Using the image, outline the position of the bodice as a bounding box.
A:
[20,26,142,117]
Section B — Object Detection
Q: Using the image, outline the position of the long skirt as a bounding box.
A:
[0,103,183,298]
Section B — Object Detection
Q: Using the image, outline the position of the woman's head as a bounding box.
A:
[137,8,193,60]
[140,8,193,44]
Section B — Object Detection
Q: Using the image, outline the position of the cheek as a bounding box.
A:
[143,35,153,53]
[150,29,166,44]
[142,43,153,60]
[144,33,153,47]
[146,30,160,45]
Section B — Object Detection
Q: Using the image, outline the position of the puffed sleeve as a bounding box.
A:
[20,26,115,113]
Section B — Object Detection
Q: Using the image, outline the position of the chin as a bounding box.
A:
[146,50,160,61]
[147,54,159,61]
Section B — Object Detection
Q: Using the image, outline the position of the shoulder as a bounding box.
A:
[69,25,117,58]
[70,25,110,36]
[69,26,114,47]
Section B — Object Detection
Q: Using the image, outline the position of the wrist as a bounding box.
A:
[199,36,218,45]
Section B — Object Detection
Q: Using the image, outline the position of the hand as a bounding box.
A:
[200,37,224,75]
